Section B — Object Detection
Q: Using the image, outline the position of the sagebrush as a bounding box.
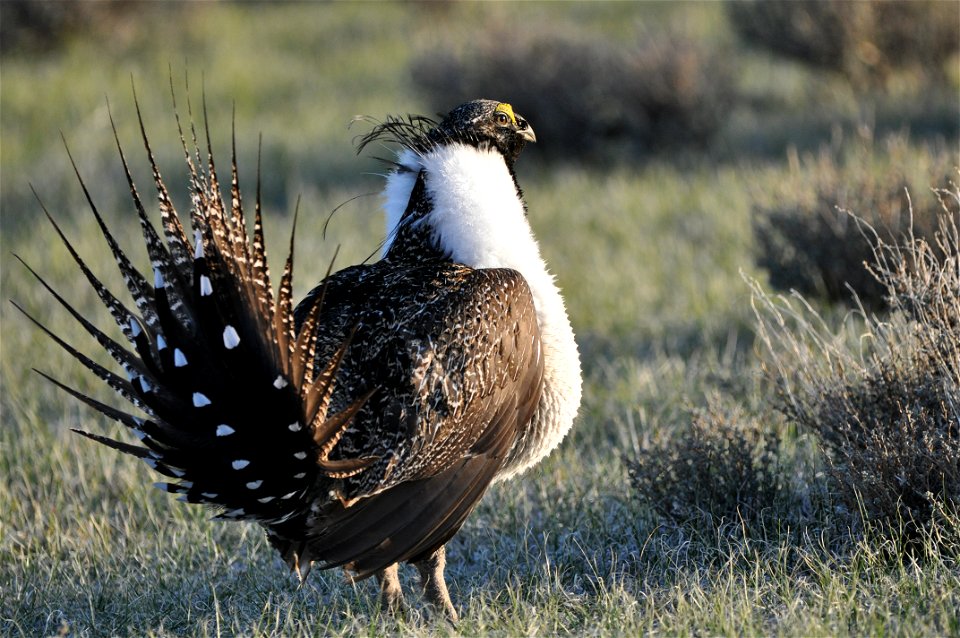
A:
[752,183,960,539]
[412,25,734,159]
[625,399,782,530]
[752,134,955,308]
[728,0,959,88]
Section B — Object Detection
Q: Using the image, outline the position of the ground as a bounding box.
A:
[1,3,957,636]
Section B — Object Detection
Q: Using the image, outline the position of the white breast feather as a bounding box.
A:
[381,143,582,479]
[381,148,420,257]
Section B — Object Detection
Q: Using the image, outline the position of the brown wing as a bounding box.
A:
[298,266,544,577]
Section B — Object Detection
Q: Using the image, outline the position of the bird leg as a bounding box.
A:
[376,563,406,615]
[414,545,458,623]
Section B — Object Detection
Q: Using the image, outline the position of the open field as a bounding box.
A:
[2,3,958,636]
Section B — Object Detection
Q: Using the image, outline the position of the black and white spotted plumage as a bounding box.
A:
[17,95,374,540]
[21,96,581,597]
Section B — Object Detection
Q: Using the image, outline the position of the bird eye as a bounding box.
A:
[495,112,511,126]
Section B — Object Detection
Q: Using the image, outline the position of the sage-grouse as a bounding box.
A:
[19,97,582,620]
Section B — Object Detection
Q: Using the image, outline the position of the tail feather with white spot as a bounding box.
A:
[15,91,375,535]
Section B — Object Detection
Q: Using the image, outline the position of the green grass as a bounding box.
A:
[2,3,958,636]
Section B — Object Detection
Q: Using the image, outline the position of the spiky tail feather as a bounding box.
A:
[16,89,375,542]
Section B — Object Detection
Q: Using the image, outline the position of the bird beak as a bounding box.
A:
[516,116,536,143]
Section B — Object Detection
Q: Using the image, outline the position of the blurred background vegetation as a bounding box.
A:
[3,1,957,302]
[2,2,958,635]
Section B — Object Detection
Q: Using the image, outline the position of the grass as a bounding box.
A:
[2,3,959,636]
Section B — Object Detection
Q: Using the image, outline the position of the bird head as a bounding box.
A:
[430,100,536,165]
[357,100,535,167]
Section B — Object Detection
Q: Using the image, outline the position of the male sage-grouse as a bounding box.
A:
[19,96,582,620]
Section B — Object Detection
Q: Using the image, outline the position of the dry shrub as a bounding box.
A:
[625,400,781,529]
[752,135,956,309]
[411,26,734,159]
[0,1,155,54]
[752,185,960,540]
[727,1,959,88]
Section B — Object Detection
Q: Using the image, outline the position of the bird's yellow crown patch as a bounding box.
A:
[495,103,517,124]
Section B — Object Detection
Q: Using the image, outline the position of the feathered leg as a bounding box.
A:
[414,545,458,623]
[375,563,406,615]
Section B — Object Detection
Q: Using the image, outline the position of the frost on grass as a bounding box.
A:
[751,182,960,543]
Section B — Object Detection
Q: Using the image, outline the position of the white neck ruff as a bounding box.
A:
[380,143,582,479]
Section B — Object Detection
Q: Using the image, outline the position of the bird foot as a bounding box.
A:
[415,546,459,624]
[376,564,408,617]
